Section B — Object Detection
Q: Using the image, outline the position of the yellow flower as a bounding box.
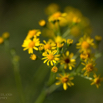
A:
[22,37,40,54]
[0,37,4,44]
[30,54,37,60]
[91,74,103,88]
[82,60,97,77]
[95,35,102,41]
[76,35,95,53]
[67,39,73,45]
[54,36,66,48]
[60,51,76,70]
[39,20,46,26]
[42,39,56,51]
[73,16,81,23]
[45,3,59,15]
[56,73,74,90]
[80,52,94,62]
[48,11,67,22]
[26,29,41,39]
[2,32,10,39]
[42,50,60,66]
[51,66,58,73]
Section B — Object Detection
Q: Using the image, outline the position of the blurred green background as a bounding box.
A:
[0,0,103,103]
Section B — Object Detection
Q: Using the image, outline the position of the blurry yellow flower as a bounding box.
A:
[91,74,103,88]
[56,73,74,90]
[82,60,97,77]
[54,36,66,48]
[39,20,46,26]
[45,3,59,15]
[70,26,81,37]
[22,37,40,54]
[42,50,60,66]
[2,32,10,39]
[80,52,94,62]
[67,39,73,45]
[95,35,102,41]
[30,54,37,60]
[73,16,81,23]
[60,51,76,70]
[48,11,67,22]
[0,37,4,44]
[76,35,95,53]
[51,66,58,73]
[26,29,41,39]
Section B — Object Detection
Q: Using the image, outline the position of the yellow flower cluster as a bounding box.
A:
[22,3,103,90]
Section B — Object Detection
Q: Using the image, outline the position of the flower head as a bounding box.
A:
[76,35,95,53]
[26,29,41,39]
[82,60,97,77]
[51,66,58,73]
[39,20,46,27]
[30,54,37,60]
[56,73,74,90]
[22,37,40,54]
[60,51,76,70]
[2,32,10,39]
[42,50,60,66]
[42,39,56,51]
[91,74,103,88]
[54,36,66,48]
[0,37,4,44]
[48,11,67,22]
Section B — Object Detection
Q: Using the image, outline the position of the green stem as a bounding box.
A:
[35,83,61,103]
[62,29,70,38]
[57,21,61,36]
[11,49,25,103]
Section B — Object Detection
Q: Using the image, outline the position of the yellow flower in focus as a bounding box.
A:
[56,73,74,90]
[76,35,95,53]
[39,20,46,26]
[22,37,40,54]
[26,29,41,39]
[91,74,103,88]
[82,60,97,77]
[0,37,4,44]
[60,51,76,70]
[48,12,67,22]
[42,50,60,66]
[45,3,59,15]
[95,35,102,41]
[30,54,37,60]
[2,32,10,39]
[51,66,58,73]
[42,39,56,51]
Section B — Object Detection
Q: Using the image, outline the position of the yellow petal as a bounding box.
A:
[63,83,68,90]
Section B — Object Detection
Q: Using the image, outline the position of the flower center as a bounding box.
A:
[65,58,70,64]
[44,44,51,50]
[82,41,90,49]
[47,54,54,60]
[95,78,100,84]
[62,77,69,83]
[28,41,35,48]
[86,63,94,72]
